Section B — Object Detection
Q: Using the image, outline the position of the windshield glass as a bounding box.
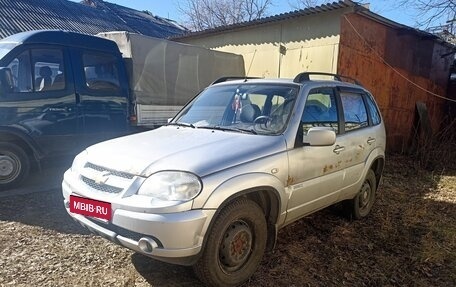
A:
[0,43,17,60]
[174,83,299,135]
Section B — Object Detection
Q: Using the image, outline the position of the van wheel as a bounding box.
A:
[0,143,30,190]
[344,169,376,219]
[193,198,267,287]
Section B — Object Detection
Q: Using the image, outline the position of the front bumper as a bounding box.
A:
[62,171,215,265]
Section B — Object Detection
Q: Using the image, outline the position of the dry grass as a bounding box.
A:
[411,118,456,170]
[247,155,456,286]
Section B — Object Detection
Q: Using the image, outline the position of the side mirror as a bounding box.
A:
[0,67,14,95]
[304,127,336,146]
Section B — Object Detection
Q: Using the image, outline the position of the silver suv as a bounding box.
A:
[62,72,386,286]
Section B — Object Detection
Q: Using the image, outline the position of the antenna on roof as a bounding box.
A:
[246,49,257,78]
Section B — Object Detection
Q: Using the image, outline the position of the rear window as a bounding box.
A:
[366,93,381,125]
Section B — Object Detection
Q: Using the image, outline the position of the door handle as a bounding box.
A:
[367,137,376,145]
[333,145,345,154]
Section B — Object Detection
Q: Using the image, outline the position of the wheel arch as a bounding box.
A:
[369,156,385,189]
[200,174,286,254]
[0,127,43,164]
[213,186,281,251]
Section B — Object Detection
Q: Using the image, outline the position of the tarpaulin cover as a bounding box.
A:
[97,31,245,105]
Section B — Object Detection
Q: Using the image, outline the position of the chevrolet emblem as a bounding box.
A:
[94,171,111,185]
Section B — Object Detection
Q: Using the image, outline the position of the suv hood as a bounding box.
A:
[85,126,286,177]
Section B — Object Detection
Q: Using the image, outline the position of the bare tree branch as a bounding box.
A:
[395,0,456,28]
[177,0,273,31]
[287,0,329,10]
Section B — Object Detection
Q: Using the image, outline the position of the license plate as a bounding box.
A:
[70,195,112,220]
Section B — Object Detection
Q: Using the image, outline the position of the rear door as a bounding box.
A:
[70,48,130,148]
[0,45,80,156]
[336,87,374,196]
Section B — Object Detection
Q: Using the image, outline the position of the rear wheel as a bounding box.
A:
[344,169,376,219]
[0,143,30,190]
[193,198,267,287]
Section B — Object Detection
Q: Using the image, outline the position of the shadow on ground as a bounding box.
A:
[0,157,89,235]
[131,253,202,286]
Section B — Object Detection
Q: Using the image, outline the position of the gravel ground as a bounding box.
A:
[0,156,455,286]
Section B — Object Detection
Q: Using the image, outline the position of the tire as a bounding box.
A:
[344,169,376,219]
[193,198,267,287]
[0,143,30,190]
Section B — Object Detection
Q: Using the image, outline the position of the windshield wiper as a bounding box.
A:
[167,122,195,128]
[232,127,257,134]
[198,126,257,134]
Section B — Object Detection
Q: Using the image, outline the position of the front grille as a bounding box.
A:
[84,162,134,179]
[81,176,123,194]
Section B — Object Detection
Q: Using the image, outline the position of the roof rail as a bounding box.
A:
[211,76,262,85]
[293,72,362,86]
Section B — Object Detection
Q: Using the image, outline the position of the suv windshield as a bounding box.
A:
[174,83,299,135]
[0,43,17,60]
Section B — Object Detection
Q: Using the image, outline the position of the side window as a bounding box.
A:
[6,50,32,92]
[340,92,368,131]
[82,52,120,91]
[301,88,339,134]
[32,49,65,91]
[365,93,381,125]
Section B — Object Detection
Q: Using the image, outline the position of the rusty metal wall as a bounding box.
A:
[338,13,454,152]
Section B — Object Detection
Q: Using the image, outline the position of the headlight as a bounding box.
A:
[71,150,87,173]
[138,171,202,201]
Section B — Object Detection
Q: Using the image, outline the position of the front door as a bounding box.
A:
[0,46,80,157]
[286,87,345,222]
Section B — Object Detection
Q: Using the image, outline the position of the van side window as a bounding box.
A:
[301,88,339,134]
[6,50,32,92]
[82,52,120,91]
[32,49,65,91]
[340,92,368,131]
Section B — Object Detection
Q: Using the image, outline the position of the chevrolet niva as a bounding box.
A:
[62,72,386,286]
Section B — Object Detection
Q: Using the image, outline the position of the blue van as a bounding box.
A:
[0,31,132,189]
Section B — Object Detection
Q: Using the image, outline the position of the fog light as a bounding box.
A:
[138,237,158,253]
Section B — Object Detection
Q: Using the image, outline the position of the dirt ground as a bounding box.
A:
[0,155,455,286]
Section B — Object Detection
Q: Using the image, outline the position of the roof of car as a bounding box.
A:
[211,77,365,91]
[0,30,119,52]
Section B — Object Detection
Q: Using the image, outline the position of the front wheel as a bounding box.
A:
[0,143,30,190]
[344,169,377,219]
[193,198,267,287]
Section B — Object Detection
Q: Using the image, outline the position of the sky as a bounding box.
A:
[69,0,445,29]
